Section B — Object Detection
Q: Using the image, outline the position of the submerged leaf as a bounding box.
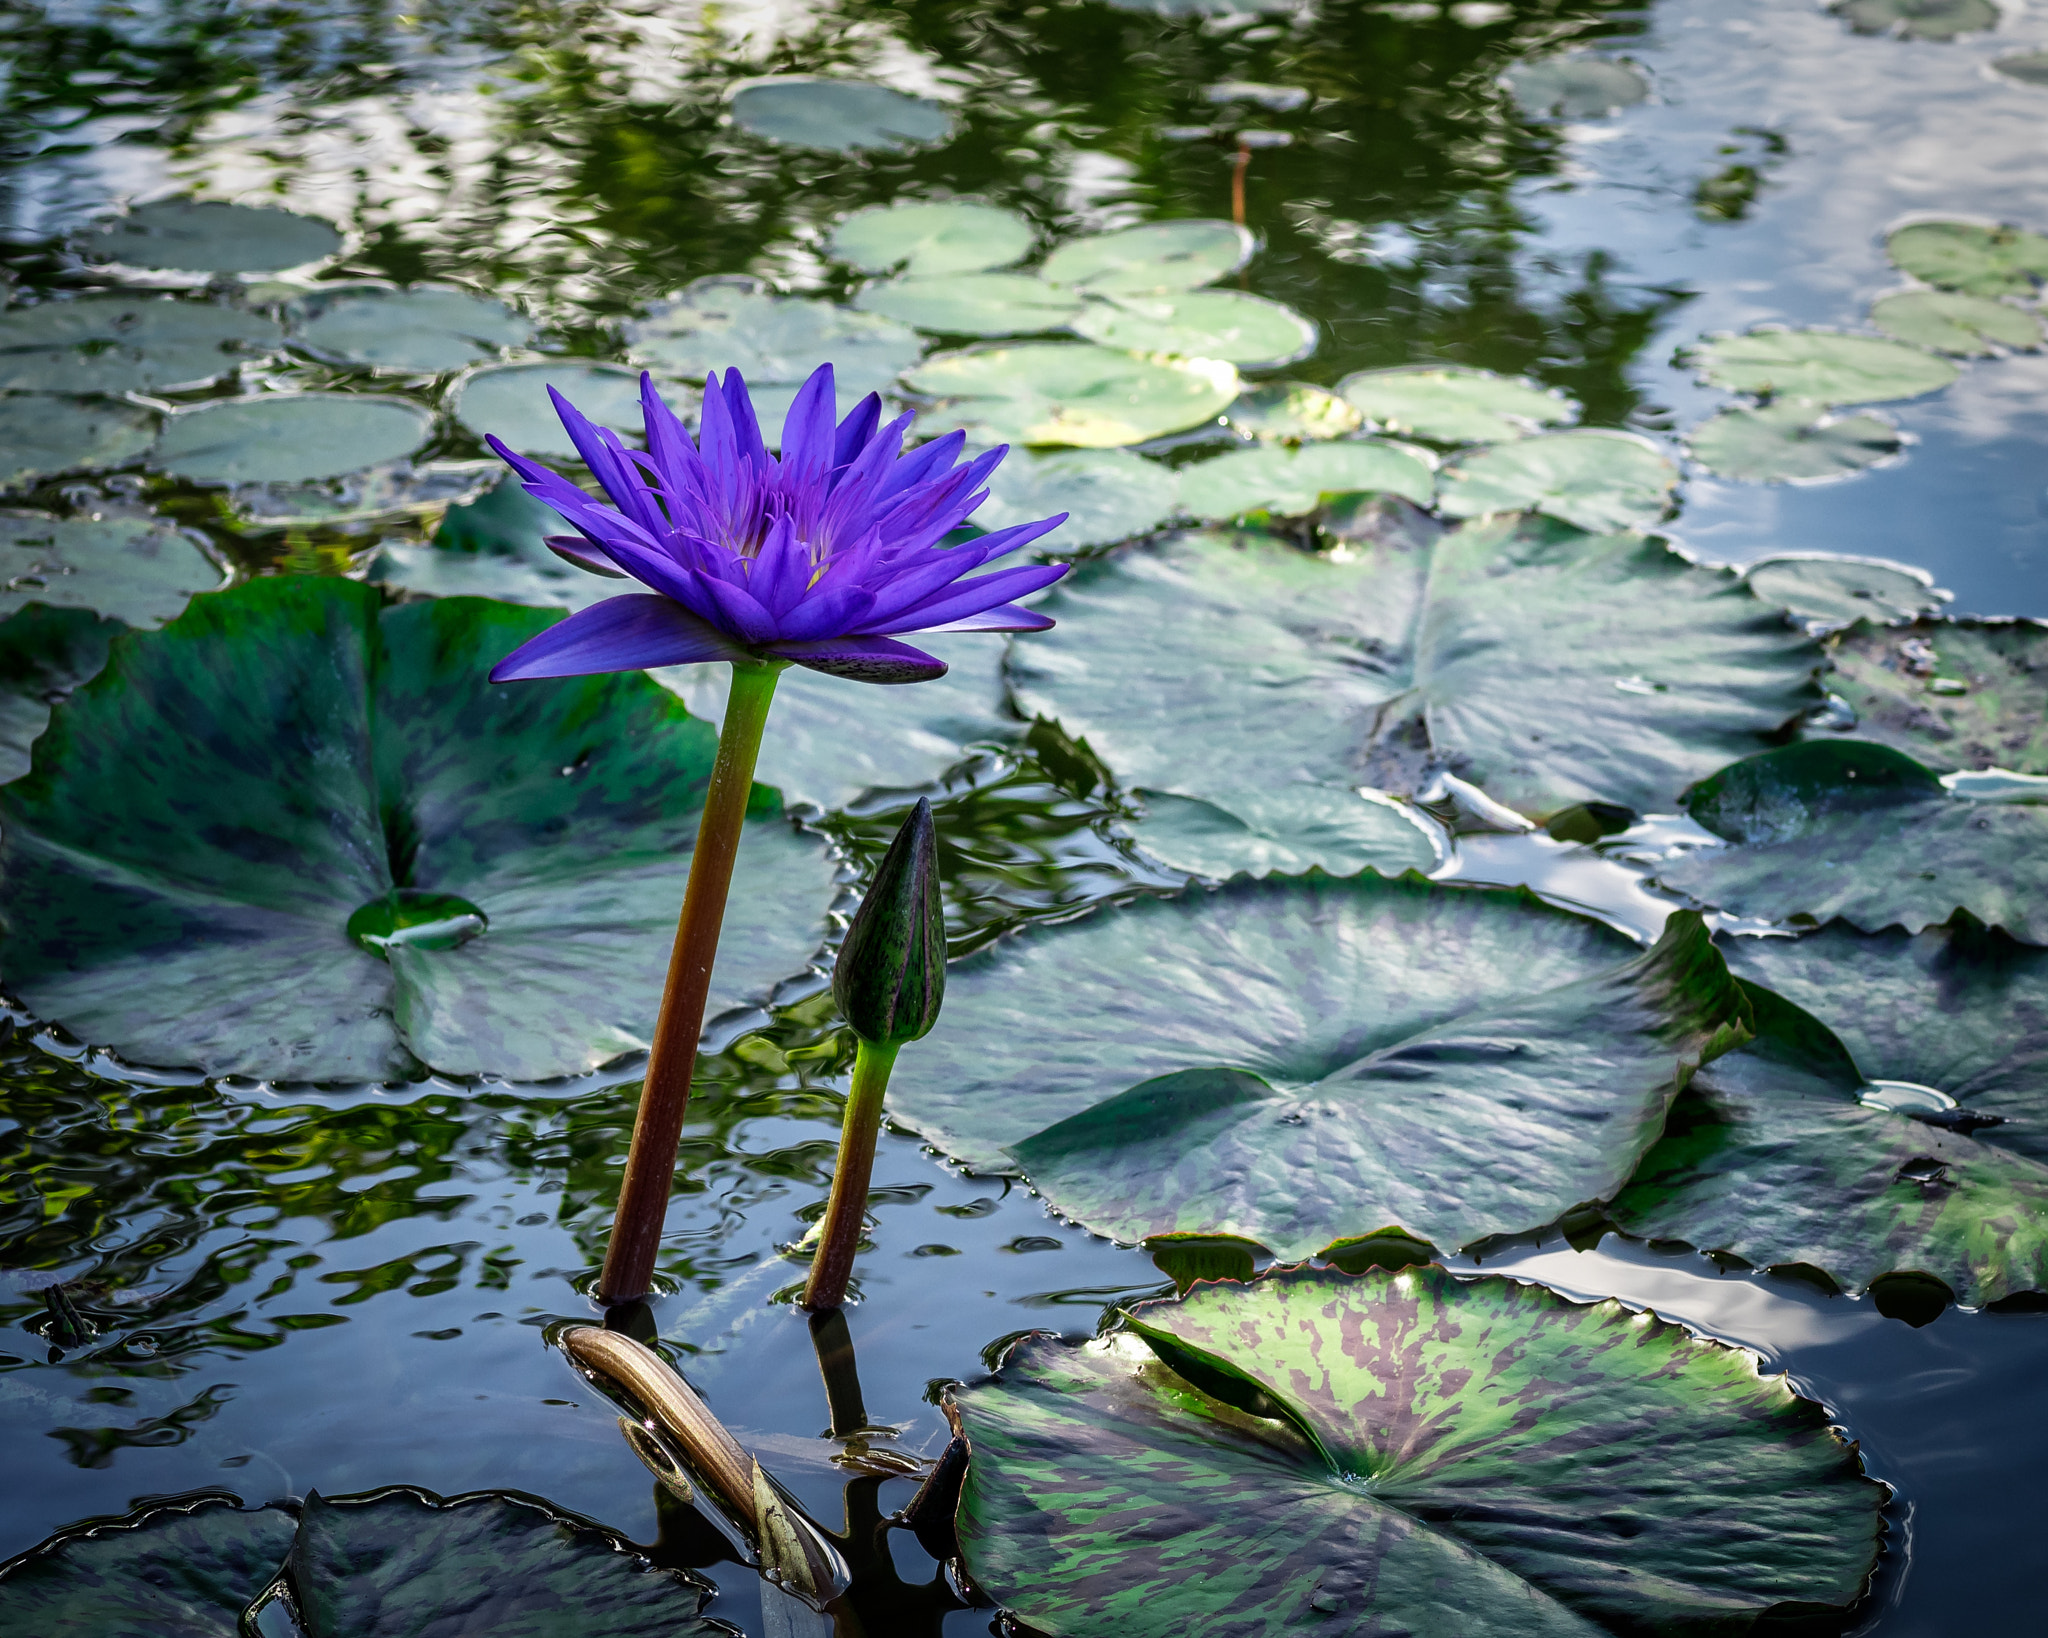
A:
[1823,617,2048,772]
[905,343,1237,447]
[1438,429,1677,531]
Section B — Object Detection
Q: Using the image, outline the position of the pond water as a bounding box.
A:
[2,1,2046,1634]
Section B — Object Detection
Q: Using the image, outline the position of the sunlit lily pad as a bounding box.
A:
[0,606,119,782]
[854,273,1081,338]
[1039,220,1252,295]
[1337,365,1576,444]
[1886,219,2048,298]
[1178,440,1434,518]
[0,395,157,490]
[291,283,534,372]
[0,296,282,394]
[1832,0,1997,39]
[0,579,835,1080]
[1869,289,2041,355]
[1687,401,1900,484]
[1223,381,1361,441]
[905,343,1237,448]
[729,77,953,152]
[1438,429,1678,531]
[1124,787,1436,881]
[975,447,1180,549]
[1655,739,2048,942]
[72,198,343,274]
[1505,55,1649,120]
[451,362,648,456]
[1070,290,1316,367]
[1691,328,1958,405]
[1744,554,1946,628]
[154,393,433,484]
[890,872,1747,1255]
[829,201,1035,275]
[628,278,923,393]
[948,1267,1880,1638]
[0,512,223,624]
[1823,617,2048,772]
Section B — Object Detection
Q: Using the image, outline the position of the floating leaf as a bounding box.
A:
[889,873,1747,1255]
[1178,440,1434,518]
[1070,290,1316,367]
[451,362,648,457]
[1992,50,2048,86]
[154,393,432,484]
[829,201,1035,275]
[368,476,609,611]
[0,512,223,625]
[904,343,1237,448]
[728,77,953,152]
[1687,401,1900,484]
[950,1267,1879,1637]
[1438,429,1677,531]
[1505,55,1649,119]
[0,605,121,781]
[1124,787,1436,881]
[1823,618,2048,772]
[975,447,1180,549]
[0,579,834,1080]
[628,279,923,393]
[1337,365,1576,444]
[1690,329,1958,405]
[73,199,342,273]
[1832,0,1997,39]
[1886,219,2048,297]
[1869,289,2041,356]
[1744,554,1946,628]
[229,461,496,532]
[1655,739,2048,943]
[291,284,534,372]
[0,395,156,489]
[1222,381,1361,441]
[0,296,281,394]
[853,273,1081,338]
[1039,220,1252,295]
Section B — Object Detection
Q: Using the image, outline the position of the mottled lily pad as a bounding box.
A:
[0,296,282,394]
[451,362,648,457]
[154,393,433,484]
[0,512,223,625]
[729,77,953,152]
[974,447,1180,549]
[889,872,1747,1255]
[1178,440,1434,518]
[1070,290,1316,367]
[1832,0,1997,39]
[1869,289,2041,355]
[905,343,1237,448]
[1124,787,1437,881]
[73,199,342,274]
[1039,220,1252,295]
[1223,381,1361,441]
[948,1267,1880,1638]
[1688,401,1901,484]
[854,274,1081,338]
[1824,618,2048,772]
[829,201,1035,275]
[1744,554,1946,628]
[1337,365,1576,445]
[628,279,923,393]
[1886,219,2048,298]
[0,606,122,782]
[1691,329,1958,405]
[0,395,157,490]
[1438,429,1678,532]
[291,284,534,372]
[0,579,835,1080]
[1505,55,1649,120]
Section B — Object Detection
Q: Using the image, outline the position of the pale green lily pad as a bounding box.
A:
[1833,0,1997,39]
[0,605,120,782]
[1688,401,1901,484]
[1505,56,1649,120]
[853,273,1081,338]
[291,284,534,372]
[0,512,223,625]
[1691,329,1959,405]
[1992,51,2048,86]
[1124,787,1436,881]
[627,278,923,393]
[1337,365,1577,445]
[1887,219,2048,298]
[1869,289,2041,355]
[0,579,835,1080]
[1178,440,1434,518]
[451,362,648,456]
[154,393,432,484]
[73,199,342,273]
[1070,290,1316,367]
[829,201,1035,275]
[0,395,157,489]
[905,343,1238,448]
[949,1268,1880,1638]
[974,447,1180,549]
[1223,381,1361,441]
[1745,554,1946,628]
[1040,220,1253,295]
[1438,429,1677,531]
[0,296,282,394]
[1824,618,2048,772]
[729,77,953,152]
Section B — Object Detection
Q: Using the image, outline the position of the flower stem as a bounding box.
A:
[801,1036,903,1312]
[598,659,783,1305]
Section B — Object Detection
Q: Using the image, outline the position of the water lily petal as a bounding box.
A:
[832,393,884,471]
[488,594,748,681]
[544,536,629,578]
[916,601,1056,634]
[779,364,839,491]
[867,562,1070,634]
[766,634,948,684]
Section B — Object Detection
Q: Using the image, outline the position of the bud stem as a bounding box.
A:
[802,1036,904,1311]
[598,658,783,1306]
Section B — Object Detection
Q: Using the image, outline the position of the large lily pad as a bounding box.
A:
[291,283,534,372]
[0,579,835,1081]
[829,201,1035,275]
[1504,55,1649,120]
[1687,402,1900,484]
[728,77,953,152]
[1178,440,1434,518]
[1823,617,2048,772]
[1039,220,1252,295]
[73,199,342,273]
[0,605,119,782]
[1123,787,1437,882]
[1744,554,1946,628]
[1832,0,1997,39]
[1069,290,1316,367]
[1868,289,2041,356]
[853,273,1081,338]
[888,872,1748,1256]
[0,395,157,489]
[1337,365,1576,445]
[1012,523,1819,831]
[0,296,282,394]
[153,393,433,484]
[1655,739,2048,943]
[1886,219,2048,298]
[451,362,648,457]
[948,1266,1879,1637]
[1223,381,1361,442]
[1691,329,1959,405]
[0,512,223,625]
[627,279,923,394]
[905,343,1237,448]
[1437,430,1677,532]
[975,447,1180,549]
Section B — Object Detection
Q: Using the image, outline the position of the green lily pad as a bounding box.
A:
[905,343,1237,448]
[290,283,534,372]
[728,77,953,152]
[853,273,1082,338]
[451,362,648,457]
[1824,618,2048,772]
[1688,401,1901,484]
[0,606,119,782]
[1744,554,1946,628]
[0,578,835,1080]
[368,477,609,612]
[1505,55,1650,120]
[1337,366,1576,445]
[0,395,157,489]
[1013,522,1819,832]
[1869,289,2042,355]
[829,201,1035,275]
[1992,50,2048,85]
[1070,290,1316,367]
[1691,328,1959,405]
[1886,219,2048,298]
[1655,739,2048,942]
[153,393,433,484]
[1123,787,1437,881]
[72,199,343,273]
[889,872,1747,1255]
[949,1266,1880,1637]
[1222,381,1361,441]
[627,279,923,394]
[1039,220,1253,295]
[974,447,1180,549]
[1178,440,1434,518]
[0,296,282,394]
[1437,429,1678,531]
[1832,0,1997,39]
[0,512,223,625]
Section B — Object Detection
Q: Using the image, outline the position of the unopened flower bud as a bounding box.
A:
[834,798,945,1046]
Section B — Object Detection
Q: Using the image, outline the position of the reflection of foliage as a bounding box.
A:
[1694,127,1788,223]
[48,1383,235,1469]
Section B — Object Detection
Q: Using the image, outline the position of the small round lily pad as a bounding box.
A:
[1505,55,1649,119]
[1688,401,1901,484]
[627,278,923,393]
[291,283,534,372]
[1869,289,2042,355]
[829,201,1035,275]
[905,342,1238,448]
[72,198,343,273]
[451,362,647,456]
[0,296,283,394]
[728,77,953,152]
[974,447,1180,549]
[1438,429,1678,532]
[0,511,223,625]
[0,395,157,490]
[1744,554,1946,628]
[154,393,432,484]
[1832,0,1997,38]
[1691,329,1958,405]
[1885,219,2048,298]
[1223,381,1361,441]
[853,273,1081,338]
[1040,220,1252,295]
[1069,289,1316,367]
[1337,365,1576,444]
[1992,51,2048,86]
[1179,439,1435,517]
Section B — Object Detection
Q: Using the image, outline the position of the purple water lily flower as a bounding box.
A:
[485,364,1069,685]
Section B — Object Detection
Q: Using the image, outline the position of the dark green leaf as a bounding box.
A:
[0,604,120,782]
[1823,617,2048,773]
